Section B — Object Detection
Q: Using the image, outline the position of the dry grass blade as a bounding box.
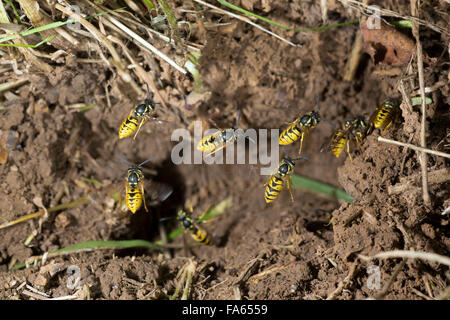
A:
[192,0,297,47]
[106,16,187,74]
[411,0,430,206]
[0,1,52,72]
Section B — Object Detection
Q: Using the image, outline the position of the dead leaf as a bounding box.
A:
[361,20,416,66]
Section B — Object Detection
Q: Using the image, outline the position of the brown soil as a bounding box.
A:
[0,0,449,300]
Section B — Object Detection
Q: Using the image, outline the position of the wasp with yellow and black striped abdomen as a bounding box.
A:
[265,156,307,203]
[117,156,172,214]
[279,100,321,155]
[197,110,254,157]
[368,98,400,135]
[321,116,368,162]
[118,83,162,141]
[177,209,213,245]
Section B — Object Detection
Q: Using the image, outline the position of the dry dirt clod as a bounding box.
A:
[361,20,416,66]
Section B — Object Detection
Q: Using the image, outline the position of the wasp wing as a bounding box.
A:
[146,181,173,206]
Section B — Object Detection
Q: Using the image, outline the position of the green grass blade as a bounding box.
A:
[0,35,54,48]
[11,240,161,270]
[3,0,21,24]
[198,196,232,222]
[216,0,358,32]
[0,7,123,45]
[291,174,353,203]
[143,0,156,9]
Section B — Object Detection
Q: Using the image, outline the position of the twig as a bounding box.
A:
[411,288,434,300]
[0,196,90,230]
[359,250,450,267]
[326,261,358,300]
[388,168,449,195]
[411,0,430,206]
[232,251,267,300]
[0,77,30,93]
[192,0,297,47]
[373,260,406,299]
[378,137,450,159]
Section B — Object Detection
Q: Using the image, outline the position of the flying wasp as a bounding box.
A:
[368,98,401,135]
[117,155,172,214]
[177,209,214,246]
[279,98,321,155]
[321,116,367,162]
[118,83,162,141]
[265,156,307,204]
[197,110,254,157]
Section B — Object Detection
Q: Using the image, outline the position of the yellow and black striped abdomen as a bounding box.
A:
[191,226,212,245]
[119,116,139,139]
[197,135,221,152]
[265,175,284,203]
[331,131,347,158]
[279,122,302,145]
[126,186,142,214]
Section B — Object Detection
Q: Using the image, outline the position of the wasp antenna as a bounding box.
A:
[315,94,321,112]
[291,155,309,161]
[322,118,336,130]
[236,110,242,128]
[138,157,156,167]
[159,216,176,222]
[116,154,133,166]
[145,82,151,100]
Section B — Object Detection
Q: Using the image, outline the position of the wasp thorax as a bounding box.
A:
[127,170,140,184]
[278,163,289,175]
[134,103,148,117]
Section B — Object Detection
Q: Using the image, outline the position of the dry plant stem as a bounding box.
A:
[388,168,449,195]
[106,16,187,75]
[0,77,29,92]
[17,0,78,50]
[411,0,430,206]
[192,0,297,47]
[0,1,52,73]
[343,30,362,81]
[107,35,167,109]
[326,261,358,300]
[233,251,266,300]
[0,196,90,230]
[359,250,450,267]
[373,259,406,299]
[53,4,123,69]
[378,137,450,159]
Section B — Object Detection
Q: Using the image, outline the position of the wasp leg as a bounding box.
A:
[346,139,353,163]
[205,142,228,158]
[380,119,393,136]
[132,116,149,141]
[287,175,294,202]
[141,181,149,212]
[120,181,126,211]
[298,128,310,155]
